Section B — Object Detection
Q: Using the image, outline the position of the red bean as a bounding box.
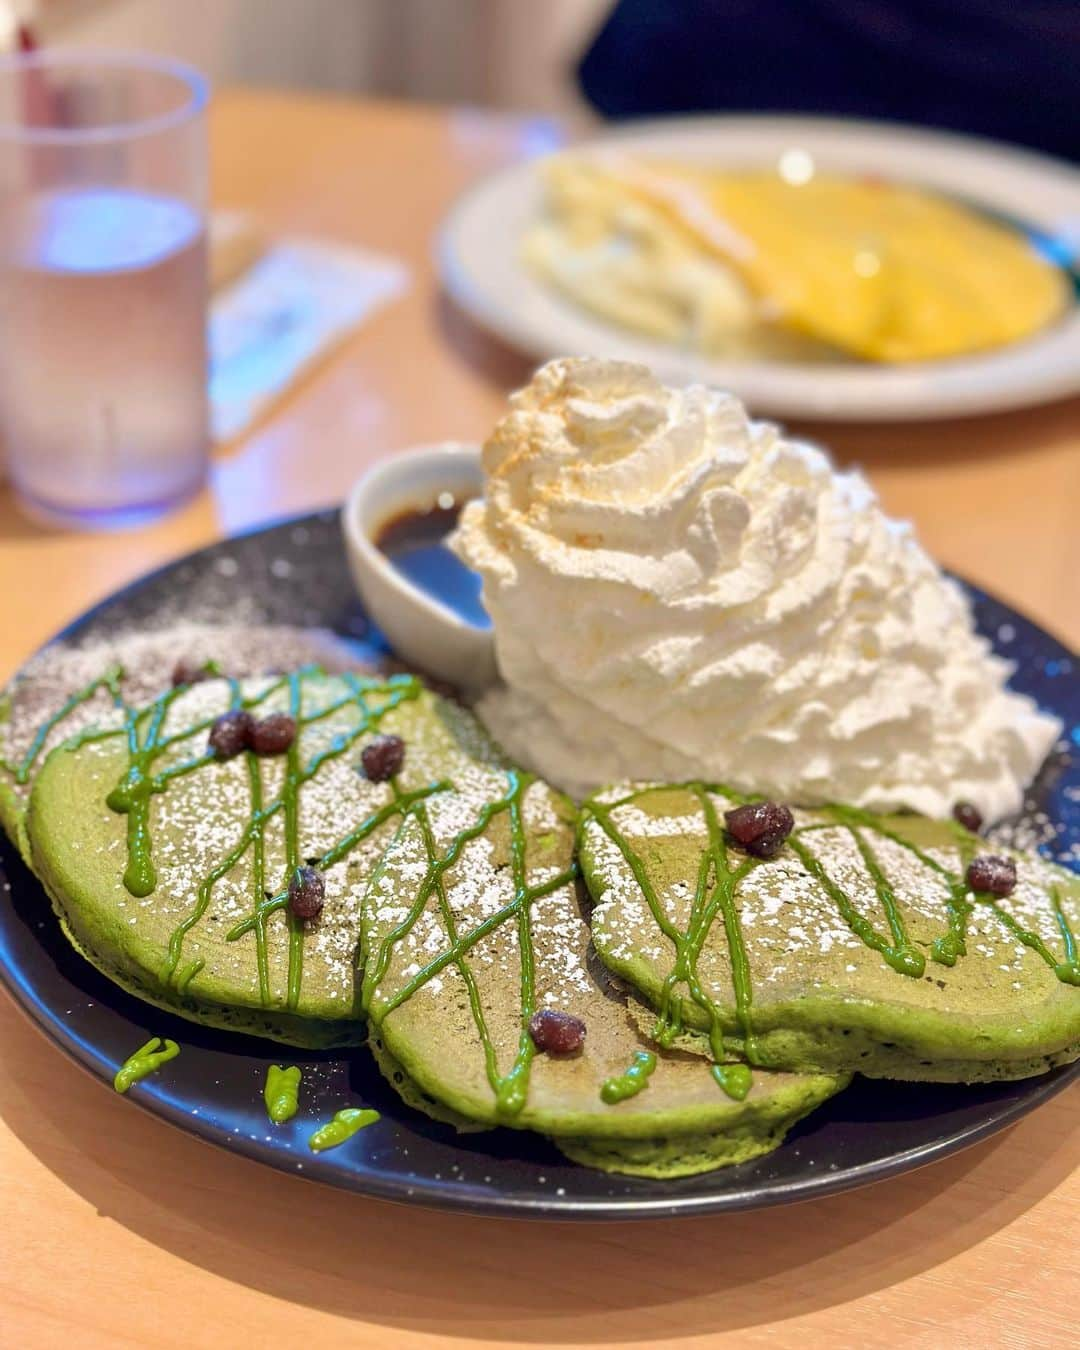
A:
[952,801,984,834]
[724,801,795,859]
[528,1008,586,1055]
[172,658,214,688]
[251,713,296,755]
[288,865,325,920]
[360,734,405,782]
[966,855,1017,897]
[208,710,254,759]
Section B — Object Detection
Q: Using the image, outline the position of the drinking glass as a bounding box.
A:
[0,51,210,528]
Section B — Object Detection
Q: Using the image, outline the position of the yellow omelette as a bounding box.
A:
[528,155,1068,363]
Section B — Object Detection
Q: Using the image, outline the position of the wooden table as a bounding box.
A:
[2,89,1077,1350]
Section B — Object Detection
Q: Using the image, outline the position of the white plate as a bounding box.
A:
[438,116,1080,421]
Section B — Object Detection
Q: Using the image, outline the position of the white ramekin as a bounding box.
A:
[342,442,497,691]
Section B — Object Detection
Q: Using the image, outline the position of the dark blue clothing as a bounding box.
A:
[579,1,1080,161]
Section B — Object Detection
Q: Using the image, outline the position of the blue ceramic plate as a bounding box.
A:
[1,511,1076,1218]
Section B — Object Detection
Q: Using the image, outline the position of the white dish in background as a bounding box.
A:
[343,442,496,692]
[438,115,1080,422]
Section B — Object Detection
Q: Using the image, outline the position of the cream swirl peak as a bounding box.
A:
[452,358,1061,820]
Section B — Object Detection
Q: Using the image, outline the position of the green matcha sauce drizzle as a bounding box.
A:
[308,1107,379,1152]
[264,1064,302,1122]
[92,665,577,1120]
[816,806,1080,986]
[0,663,125,783]
[586,783,764,1099]
[362,770,577,1118]
[601,1051,656,1103]
[102,667,434,1007]
[113,1036,179,1093]
[21,658,1076,1124]
[584,784,1080,1098]
[711,1063,752,1101]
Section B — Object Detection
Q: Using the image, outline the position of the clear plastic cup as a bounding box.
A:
[0,51,210,529]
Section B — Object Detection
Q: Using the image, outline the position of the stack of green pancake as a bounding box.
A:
[3,636,1078,1178]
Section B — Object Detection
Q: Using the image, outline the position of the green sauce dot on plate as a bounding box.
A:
[308,1107,380,1152]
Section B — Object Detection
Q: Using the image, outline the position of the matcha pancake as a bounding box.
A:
[27,666,506,1047]
[580,784,1080,1083]
[359,778,845,1176]
[1,623,365,862]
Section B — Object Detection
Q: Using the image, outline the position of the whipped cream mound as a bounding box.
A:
[452,358,1061,821]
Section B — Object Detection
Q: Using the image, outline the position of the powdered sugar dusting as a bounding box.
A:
[584,783,1080,1015]
[362,773,583,1023]
[1,623,372,818]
